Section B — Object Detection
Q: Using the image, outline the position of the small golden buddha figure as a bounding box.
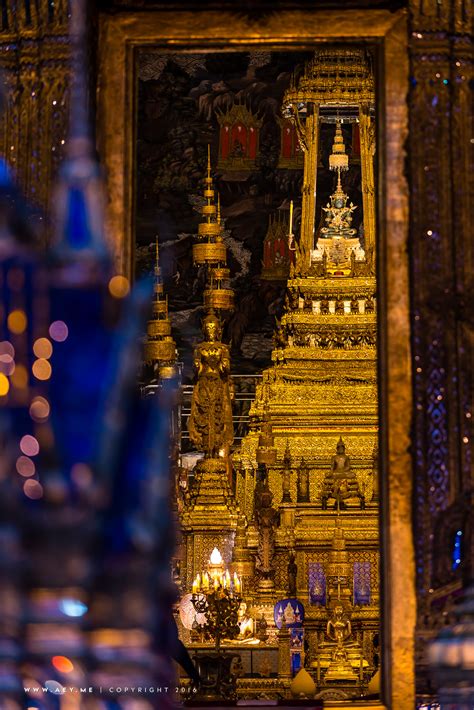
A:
[324,605,358,681]
[188,311,234,457]
[237,602,254,639]
[321,438,363,509]
[327,604,352,649]
[297,458,310,502]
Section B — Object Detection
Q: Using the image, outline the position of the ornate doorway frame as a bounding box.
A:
[97,8,414,708]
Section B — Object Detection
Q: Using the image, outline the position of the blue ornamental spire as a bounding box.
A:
[51,0,110,271]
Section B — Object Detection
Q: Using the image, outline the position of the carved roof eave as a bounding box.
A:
[288,275,377,296]
[283,87,375,108]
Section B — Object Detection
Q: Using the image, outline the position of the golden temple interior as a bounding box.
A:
[143,47,384,703]
[3,0,471,706]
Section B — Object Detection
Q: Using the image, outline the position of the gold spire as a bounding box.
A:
[326,518,352,604]
[329,120,349,173]
[144,237,177,377]
[206,142,211,182]
[193,144,226,266]
[192,146,234,311]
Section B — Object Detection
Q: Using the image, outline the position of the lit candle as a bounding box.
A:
[225,570,231,588]
[196,573,201,591]
[233,572,241,593]
[289,200,294,236]
[192,578,198,594]
[214,577,219,591]
[203,572,209,591]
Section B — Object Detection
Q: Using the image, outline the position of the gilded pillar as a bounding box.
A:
[297,105,319,275]
[359,104,376,259]
[0,1,70,222]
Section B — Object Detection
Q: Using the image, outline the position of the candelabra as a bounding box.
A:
[191,548,242,651]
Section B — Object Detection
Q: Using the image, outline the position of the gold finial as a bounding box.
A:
[206,143,212,184]
[288,199,296,251]
[144,236,177,371]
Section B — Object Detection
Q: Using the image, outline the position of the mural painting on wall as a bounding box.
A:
[135,51,363,378]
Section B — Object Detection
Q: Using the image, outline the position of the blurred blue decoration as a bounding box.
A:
[452,530,463,571]
[58,599,88,617]
[429,585,474,708]
[0,0,176,706]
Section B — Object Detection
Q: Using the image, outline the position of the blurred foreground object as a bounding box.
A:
[0,0,176,707]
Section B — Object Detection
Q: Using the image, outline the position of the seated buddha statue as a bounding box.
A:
[321,438,363,510]
[323,605,359,681]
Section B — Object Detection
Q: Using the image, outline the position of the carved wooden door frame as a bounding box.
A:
[97,8,414,708]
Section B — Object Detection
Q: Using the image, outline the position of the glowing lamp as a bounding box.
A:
[210,547,222,565]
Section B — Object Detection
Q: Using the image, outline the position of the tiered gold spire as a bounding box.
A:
[329,120,349,174]
[144,239,177,378]
[326,518,353,606]
[193,145,234,312]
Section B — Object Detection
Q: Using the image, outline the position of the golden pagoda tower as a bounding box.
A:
[143,239,177,379]
[233,48,379,699]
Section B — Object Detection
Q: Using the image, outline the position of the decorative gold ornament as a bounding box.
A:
[143,239,177,373]
[329,120,349,173]
[193,149,234,314]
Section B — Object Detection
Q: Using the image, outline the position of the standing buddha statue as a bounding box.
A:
[188,310,234,458]
[297,457,310,502]
[282,439,292,503]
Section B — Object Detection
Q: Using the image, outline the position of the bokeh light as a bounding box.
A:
[52,656,74,674]
[32,358,52,381]
[44,680,64,694]
[16,456,35,477]
[20,434,40,456]
[33,337,53,359]
[29,396,50,422]
[23,479,43,499]
[71,462,93,488]
[59,598,88,617]
[7,309,27,334]
[11,363,28,388]
[0,341,14,358]
[0,372,10,396]
[49,320,69,342]
[0,357,15,375]
[108,275,130,299]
